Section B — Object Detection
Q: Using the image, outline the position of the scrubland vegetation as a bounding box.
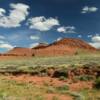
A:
[0,54,100,100]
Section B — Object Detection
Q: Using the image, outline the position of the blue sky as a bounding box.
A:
[0,0,100,52]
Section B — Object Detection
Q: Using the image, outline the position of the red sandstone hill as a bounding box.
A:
[49,38,96,50]
[0,38,97,57]
[32,38,97,56]
[5,47,33,56]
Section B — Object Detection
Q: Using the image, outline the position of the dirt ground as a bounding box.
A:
[5,74,93,91]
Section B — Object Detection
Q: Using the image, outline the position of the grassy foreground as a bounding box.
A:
[0,76,99,100]
[0,54,99,100]
[0,54,100,67]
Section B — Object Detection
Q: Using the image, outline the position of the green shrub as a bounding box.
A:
[76,75,93,81]
[34,95,44,100]
[46,87,55,93]
[68,92,84,100]
[59,76,67,81]
[94,77,100,89]
[56,85,69,93]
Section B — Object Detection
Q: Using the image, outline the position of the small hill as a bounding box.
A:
[6,47,33,56]
[50,38,96,50]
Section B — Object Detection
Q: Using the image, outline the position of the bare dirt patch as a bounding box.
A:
[4,75,93,91]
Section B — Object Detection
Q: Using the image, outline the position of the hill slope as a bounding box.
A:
[32,38,96,56]
[6,47,33,56]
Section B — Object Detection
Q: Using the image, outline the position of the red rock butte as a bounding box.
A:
[0,38,97,57]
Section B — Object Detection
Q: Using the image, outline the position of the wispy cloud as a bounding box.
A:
[78,35,82,38]
[81,6,98,14]
[0,40,15,50]
[0,35,5,39]
[57,26,76,33]
[30,35,40,40]
[87,34,92,38]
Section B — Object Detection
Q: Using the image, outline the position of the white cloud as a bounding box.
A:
[0,40,15,49]
[0,43,14,49]
[29,43,39,48]
[30,35,40,40]
[78,35,82,38]
[57,26,76,33]
[0,3,29,28]
[87,34,92,38]
[27,16,60,31]
[0,44,13,49]
[0,8,6,16]
[0,40,5,44]
[92,35,100,42]
[90,42,100,48]
[89,35,100,48]
[56,37,63,42]
[81,6,98,14]
[0,35,5,39]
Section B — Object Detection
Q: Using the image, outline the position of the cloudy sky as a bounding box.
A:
[0,0,100,52]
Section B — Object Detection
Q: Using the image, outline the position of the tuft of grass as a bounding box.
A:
[34,95,44,100]
[52,96,59,100]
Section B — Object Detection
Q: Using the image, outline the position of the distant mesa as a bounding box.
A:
[0,38,97,57]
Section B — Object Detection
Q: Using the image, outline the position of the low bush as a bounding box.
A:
[94,77,100,89]
[56,85,69,93]
[59,76,67,81]
[75,75,93,81]
[46,86,56,93]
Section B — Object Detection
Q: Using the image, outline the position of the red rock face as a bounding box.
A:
[32,38,96,56]
[1,38,97,57]
[32,45,75,56]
